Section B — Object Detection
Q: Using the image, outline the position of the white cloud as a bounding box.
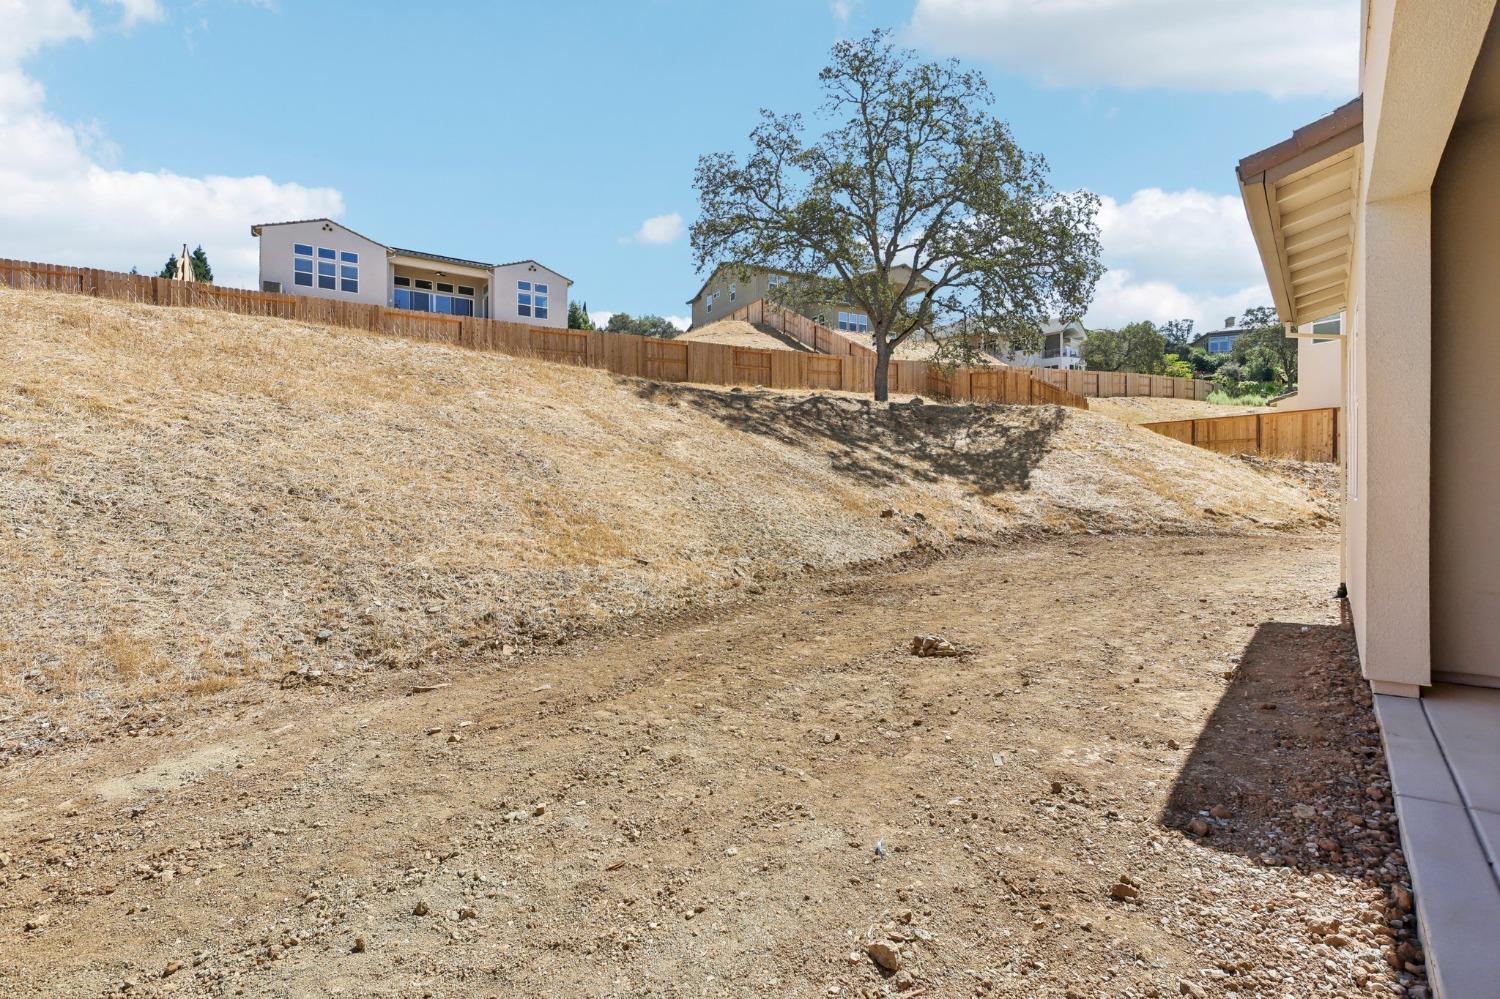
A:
[0,0,342,288]
[666,314,690,332]
[905,0,1358,100]
[109,0,164,27]
[831,0,855,24]
[589,310,615,328]
[1083,187,1271,333]
[633,211,685,245]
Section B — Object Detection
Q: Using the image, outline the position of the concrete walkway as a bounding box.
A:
[1375,685,1500,998]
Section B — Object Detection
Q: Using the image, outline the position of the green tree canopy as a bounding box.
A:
[691,29,1102,400]
[604,313,679,339]
[1159,318,1194,355]
[1081,321,1167,373]
[1231,306,1296,386]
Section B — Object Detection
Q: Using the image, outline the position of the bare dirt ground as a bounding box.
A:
[0,531,1420,998]
[0,289,1323,747]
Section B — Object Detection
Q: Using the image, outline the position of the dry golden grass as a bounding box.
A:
[0,288,1323,740]
[1087,395,1271,426]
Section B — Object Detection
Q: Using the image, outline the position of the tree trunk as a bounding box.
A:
[874,340,891,402]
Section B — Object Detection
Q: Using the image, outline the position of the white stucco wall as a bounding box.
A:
[491,261,568,328]
[256,221,389,308]
[1282,337,1343,410]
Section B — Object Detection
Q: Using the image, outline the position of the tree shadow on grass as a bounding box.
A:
[1162,620,1400,881]
[626,382,1068,496]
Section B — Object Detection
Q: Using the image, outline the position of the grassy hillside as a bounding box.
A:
[0,288,1320,742]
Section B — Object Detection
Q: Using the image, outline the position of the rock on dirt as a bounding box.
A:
[867,940,903,972]
[910,634,959,658]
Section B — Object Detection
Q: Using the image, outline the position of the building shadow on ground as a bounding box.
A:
[626,382,1067,495]
[1162,620,1400,880]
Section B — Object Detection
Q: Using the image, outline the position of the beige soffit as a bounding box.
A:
[1237,97,1363,330]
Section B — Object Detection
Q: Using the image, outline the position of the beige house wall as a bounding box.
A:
[1430,50,1500,686]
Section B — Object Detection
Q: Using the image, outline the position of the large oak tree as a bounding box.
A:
[691,30,1103,401]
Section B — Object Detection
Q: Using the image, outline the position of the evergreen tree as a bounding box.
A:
[189,245,213,284]
[568,300,596,330]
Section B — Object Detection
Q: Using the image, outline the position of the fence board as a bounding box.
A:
[1140,407,1338,462]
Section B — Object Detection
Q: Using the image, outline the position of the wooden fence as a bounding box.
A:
[0,258,1087,408]
[1141,407,1339,462]
[726,297,1213,401]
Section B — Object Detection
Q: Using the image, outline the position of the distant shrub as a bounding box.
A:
[1207,389,1271,406]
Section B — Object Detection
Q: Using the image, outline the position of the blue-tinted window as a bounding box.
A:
[341,279,358,293]
[517,280,531,292]
[535,283,548,295]
[536,305,548,320]
[517,285,532,317]
[294,243,313,256]
[340,265,357,280]
[317,247,336,259]
[453,298,474,317]
[340,250,358,263]
[411,291,429,312]
[294,272,313,287]
[318,274,335,290]
[318,261,335,277]
[434,295,453,315]
[294,258,313,274]
[536,295,548,313]
[394,288,412,309]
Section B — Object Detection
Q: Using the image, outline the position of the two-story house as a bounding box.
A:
[1006,319,1088,370]
[251,219,571,328]
[1190,318,1251,355]
[685,262,929,335]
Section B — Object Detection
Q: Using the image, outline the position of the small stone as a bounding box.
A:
[1108,878,1141,902]
[23,915,49,931]
[412,900,430,916]
[351,936,367,953]
[1166,739,1181,750]
[1050,781,1064,795]
[867,940,903,971]
[458,906,478,920]
[161,960,183,978]
[1187,818,1211,837]
[1394,885,1413,912]
[909,635,959,658]
[315,629,333,643]
[893,969,918,990]
[532,803,547,817]
[1209,805,1233,820]
[1293,803,1317,819]
[1179,980,1206,998]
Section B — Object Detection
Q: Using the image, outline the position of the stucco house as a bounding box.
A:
[251,219,571,328]
[685,262,929,334]
[1236,1,1500,991]
[1009,319,1087,370]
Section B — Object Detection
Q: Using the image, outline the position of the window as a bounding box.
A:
[340,250,358,264]
[394,275,411,287]
[415,279,432,290]
[317,257,336,290]
[729,283,737,302]
[437,282,454,293]
[340,264,358,294]
[768,274,790,290]
[452,298,474,317]
[457,286,474,296]
[293,243,313,287]
[535,283,548,320]
[837,311,870,334]
[706,291,718,314]
[517,280,532,317]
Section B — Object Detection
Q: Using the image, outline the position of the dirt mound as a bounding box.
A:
[0,289,1321,745]
[674,319,810,351]
[1088,395,1269,426]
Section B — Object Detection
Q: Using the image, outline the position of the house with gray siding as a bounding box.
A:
[251,219,571,328]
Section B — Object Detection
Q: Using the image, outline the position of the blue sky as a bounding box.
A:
[0,0,1359,333]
